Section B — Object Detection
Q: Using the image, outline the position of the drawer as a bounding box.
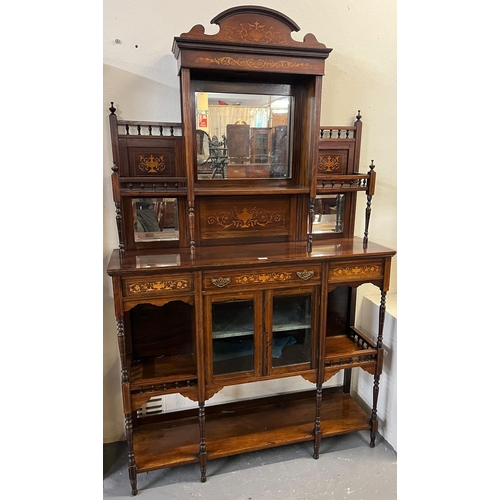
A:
[122,273,193,298]
[204,265,321,291]
[328,260,384,283]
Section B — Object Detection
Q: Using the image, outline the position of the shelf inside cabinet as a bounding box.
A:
[130,354,197,389]
[212,303,310,339]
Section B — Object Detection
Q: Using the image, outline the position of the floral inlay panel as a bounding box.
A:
[318,155,341,173]
[223,21,288,44]
[330,264,382,279]
[196,56,311,70]
[127,280,189,294]
[207,207,282,229]
[234,272,292,284]
[138,155,166,174]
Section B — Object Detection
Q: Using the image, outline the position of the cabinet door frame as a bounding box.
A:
[203,290,263,386]
[264,285,320,377]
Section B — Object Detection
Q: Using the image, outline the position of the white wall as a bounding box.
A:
[103,0,397,443]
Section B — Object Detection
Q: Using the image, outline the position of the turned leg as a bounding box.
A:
[370,375,380,447]
[198,402,207,482]
[125,413,138,495]
[370,290,387,447]
[313,386,322,459]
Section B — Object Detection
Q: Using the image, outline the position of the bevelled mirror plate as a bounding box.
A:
[312,194,345,234]
[195,92,292,180]
[133,198,179,242]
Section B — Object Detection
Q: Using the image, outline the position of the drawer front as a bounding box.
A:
[328,260,384,283]
[204,265,322,291]
[122,273,193,298]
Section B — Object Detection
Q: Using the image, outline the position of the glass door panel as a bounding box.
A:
[271,293,312,368]
[212,298,255,376]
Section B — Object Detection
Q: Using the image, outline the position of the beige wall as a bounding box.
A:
[103,0,397,443]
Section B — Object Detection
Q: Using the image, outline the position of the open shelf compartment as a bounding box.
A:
[130,354,197,390]
[132,389,370,473]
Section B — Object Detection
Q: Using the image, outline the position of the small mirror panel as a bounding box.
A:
[312,195,345,234]
[195,92,292,180]
[133,198,179,242]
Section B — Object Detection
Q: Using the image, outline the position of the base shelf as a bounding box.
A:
[133,390,370,473]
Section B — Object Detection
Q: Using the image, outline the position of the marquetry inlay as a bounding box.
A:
[196,56,310,70]
[296,270,315,280]
[138,155,166,174]
[127,280,189,294]
[318,155,341,173]
[207,207,282,229]
[234,272,292,284]
[222,21,288,44]
[330,264,382,279]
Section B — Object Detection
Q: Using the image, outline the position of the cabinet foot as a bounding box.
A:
[370,416,378,447]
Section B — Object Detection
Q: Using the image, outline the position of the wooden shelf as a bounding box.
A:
[132,390,369,472]
[130,354,197,389]
[325,334,376,358]
[134,415,200,472]
[324,334,377,371]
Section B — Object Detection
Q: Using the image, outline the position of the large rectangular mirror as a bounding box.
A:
[195,92,293,180]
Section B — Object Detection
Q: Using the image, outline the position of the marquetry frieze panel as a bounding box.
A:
[328,260,383,283]
[198,196,291,242]
[203,265,321,291]
[122,274,193,298]
[195,56,313,71]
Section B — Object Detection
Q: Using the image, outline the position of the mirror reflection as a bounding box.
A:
[195,92,292,180]
[133,198,179,242]
[312,195,345,234]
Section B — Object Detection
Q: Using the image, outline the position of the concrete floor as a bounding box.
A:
[104,431,397,499]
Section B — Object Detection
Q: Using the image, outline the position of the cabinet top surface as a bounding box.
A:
[106,237,395,276]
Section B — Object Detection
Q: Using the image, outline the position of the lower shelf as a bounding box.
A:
[133,389,370,473]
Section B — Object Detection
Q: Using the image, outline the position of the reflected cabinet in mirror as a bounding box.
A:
[133,198,179,242]
[195,92,293,180]
[312,195,345,234]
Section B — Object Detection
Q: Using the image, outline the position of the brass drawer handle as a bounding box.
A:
[296,270,314,281]
[211,277,231,288]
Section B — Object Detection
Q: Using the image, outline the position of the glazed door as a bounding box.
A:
[265,287,318,376]
[205,292,263,383]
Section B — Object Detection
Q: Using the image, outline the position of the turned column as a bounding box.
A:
[313,386,322,459]
[198,402,207,482]
[370,290,386,447]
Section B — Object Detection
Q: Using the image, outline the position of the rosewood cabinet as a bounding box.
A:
[106,6,395,496]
